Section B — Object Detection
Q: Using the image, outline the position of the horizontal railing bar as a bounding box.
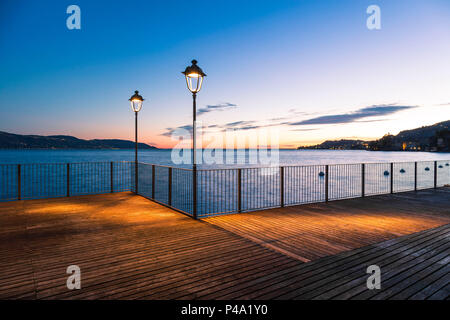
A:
[194,160,450,171]
[1,160,448,170]
[0,161,135,166]
[137,162,193,171]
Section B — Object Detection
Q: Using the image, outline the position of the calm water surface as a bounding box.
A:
[1,149,449,167]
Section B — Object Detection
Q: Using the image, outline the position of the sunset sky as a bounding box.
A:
[0,0,449,148]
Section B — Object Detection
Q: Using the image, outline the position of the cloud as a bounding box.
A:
[289,104,417,126]
[290,128,320,132]
[160,120,268,137]
[222,120,256,128]
[220,120,287,131]
[160,125,192,137]
[237,125,261,130]
[160,104,418,137]
[353,119,388,123]
[269,109,318,122]
[197,103,237,115]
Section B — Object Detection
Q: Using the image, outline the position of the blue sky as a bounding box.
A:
[0,0,449,148]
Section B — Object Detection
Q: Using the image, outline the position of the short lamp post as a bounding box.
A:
[182,59,206,219]
[129,90,144,194]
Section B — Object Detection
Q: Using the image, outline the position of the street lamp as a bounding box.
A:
[182,59,206,218]
[129,90,144,194]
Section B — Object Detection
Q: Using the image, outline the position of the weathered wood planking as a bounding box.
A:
[206,188,450,262]
[0,188,449,300]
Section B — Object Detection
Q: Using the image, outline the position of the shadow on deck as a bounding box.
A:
[0,188,449,300]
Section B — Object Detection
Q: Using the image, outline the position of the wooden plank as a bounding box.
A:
[317,237,449,300]
[427,283,450,300]
[390,263,449,300]
[0,189,448,300]
[213,228,449,300]
[408,273,450,300]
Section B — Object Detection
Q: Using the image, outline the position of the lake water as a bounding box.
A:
[1,149,450,167]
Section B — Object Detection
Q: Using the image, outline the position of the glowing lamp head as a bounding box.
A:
[182,59,206,93]
[129,90,144,112]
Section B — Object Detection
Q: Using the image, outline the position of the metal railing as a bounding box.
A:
[137,163,194,215]
[0,161,134,201]
[1,160,449,218]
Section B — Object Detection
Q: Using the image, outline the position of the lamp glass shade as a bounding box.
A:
[130,99,143,112]
[182,60,206,93]
[129,90,144,112]
[185,75,204,93]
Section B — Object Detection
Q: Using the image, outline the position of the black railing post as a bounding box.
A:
[280,166,285,207]
[414,162,418,191]
[434,161,437,189]
[193,167,197,219]
[135,163,138,194]
[361,163,365,198]
[66,163,70,197]
[168,167,172,206]
[110,162,114,193]
[390,163,394,194]
[17,164,21,200]
[151,165,155,199]
[325,165,329,202]
[192,91,198,219]
[135,111,138,195]
[238,168,242,213]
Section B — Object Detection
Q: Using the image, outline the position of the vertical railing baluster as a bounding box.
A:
[414,161,418,191]
[280,166,285,207]
[361,163,365,198]
[66,163,70,197]
[151,165,155,199]
[434,161,437,189]
[325,165,329,202]
[238,168,242,213]
[17,164,21,200]
[193,167,197,219]
[390,162,394,194]
[168,167,172,206]
[110,162,114,193]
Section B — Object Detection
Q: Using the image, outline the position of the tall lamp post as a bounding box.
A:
[129,90,144,194]
[182,59,206,219]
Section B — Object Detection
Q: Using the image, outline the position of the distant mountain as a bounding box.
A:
[0,131,157,149]
[395,121,449,142]
[298,139,368,150]
[298,120,450,152]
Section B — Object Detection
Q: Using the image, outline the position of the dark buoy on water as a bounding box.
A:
[400,169,405,173]
[384,171,390,176]
[438,165,443,169]
[425,167,430,171]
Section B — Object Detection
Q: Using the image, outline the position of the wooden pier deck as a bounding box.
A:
[0,188,449,300]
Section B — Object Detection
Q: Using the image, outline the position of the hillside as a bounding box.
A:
[0,131,157,149]
[395,121,450,142]
[298,139,368,150]
[298,120,450,152]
